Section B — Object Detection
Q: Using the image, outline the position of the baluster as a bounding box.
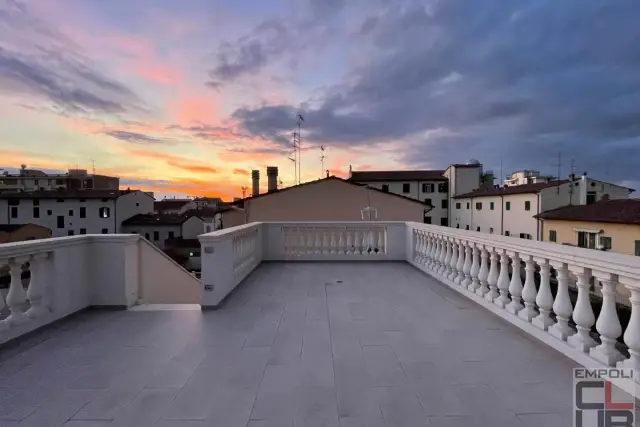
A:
[434,237,444,273]
[462,243,473,289]
[6,258,28,326]
[306,228,314,254]
[485,247,499,302]
[342,229,349,254]
[413,230,420,261]
[353,230,361,254]
[469,243,481,292]
[370,229,379,254]
[619,278,640,371]
[363,230,370,254]
[494,249,511,308]
[329,230,337,254]
[298,227,305,256]
[379,229,386,255]
[0,260,7,331]
[454,239,466,285]
[549,262,574,341]
[533,259,555,331]
[314,228,322,254]
[590,272,624,365]
[322,229,329,254]
[567,267,597,353]
[427,234,437,269]
[416,230,424,261]
[440,238,450,276]
[506,252,524,315]
[518,255,538,322]
[476,246,490,296]
[447,240,458,281]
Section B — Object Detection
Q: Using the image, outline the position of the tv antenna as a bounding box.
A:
[551,151,562,194]
[241,186,248,198]
[296,113,304,185]
[320,145,325,178]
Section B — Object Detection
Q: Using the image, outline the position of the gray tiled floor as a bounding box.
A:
[0,262,579,426]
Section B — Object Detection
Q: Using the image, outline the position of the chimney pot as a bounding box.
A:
[266,166,278,192]
[251,170,260,197]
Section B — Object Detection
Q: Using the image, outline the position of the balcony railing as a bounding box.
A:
[200,221,640,394]
[0,234,200,345]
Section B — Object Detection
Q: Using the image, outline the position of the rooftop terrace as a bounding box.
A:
[1,221,639,426]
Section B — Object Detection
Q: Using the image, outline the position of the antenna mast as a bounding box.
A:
[92,160,96,174]
[296,113,304,185]
[241,186,248,199]
[320,145,325,178]
[568,158,576,205]
[551,151,562,195]
[289,131,297,185]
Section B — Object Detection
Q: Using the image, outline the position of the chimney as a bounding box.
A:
[251,170,260,197]
[266,166,278,192]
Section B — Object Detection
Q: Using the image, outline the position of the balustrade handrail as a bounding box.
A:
[409,223,640,281]
[199,222,262,242]
[0,234,139,260]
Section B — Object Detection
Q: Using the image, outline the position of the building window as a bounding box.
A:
[33,199,39,206]
[549,230,557,242]
[424,216,432,224]
[490,202,494,210]
[56,179,63,185]
[101,198,108,202]
[381,184,389,192]
[465,225,470,230]
[519,233,527,239]
[136,202,139,206]
[489,227,494,234]
[145,233,150,240]
[68,230,75,236]
[441,199,448,209]
[455,202,461,209]
[57,199,64,203]
[153,231,159,241]
[79,198,86,202]
[33,207,40,218]
[424,198,432,206]
[635,240,640,256]
[438,183,448,193]
[205,226,211,233]
[68,209,74,217]
[586,191,597,205]
[466,202,470,209]
[505,231,510,236]
[168,231,175,239]
[80,228,86,235]
[10,206,18,218]
[80,207,86,218]
[8,199,19,206]
[440,218,448,226]
[422,183,434,193]
[456,224,460,228]
[577,231,597,249]
[475,202,482,210]
[524,201,531,211]
[99,207,111,218]
[600,236,612,250]
[402,183,410,193]
[101,228,108,234]
[47,209,52,216]
[57,216,64,229]
[505,201,511,211]
[477,226,481,232]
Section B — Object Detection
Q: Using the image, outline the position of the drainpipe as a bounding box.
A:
[536,193,541,240]
[470,197,474,230]
[500,195,504,235]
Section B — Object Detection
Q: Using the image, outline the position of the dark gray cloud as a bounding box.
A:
[0,0,143,116]
[229,0,640,189]
[103,130,172,145]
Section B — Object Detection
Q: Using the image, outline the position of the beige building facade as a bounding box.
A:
[0,223,52,243]
[221,177,430,226]
[539,219,640,256]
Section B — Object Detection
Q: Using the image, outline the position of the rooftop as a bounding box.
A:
[122,213,198,226]
[536,199,640,225]
[0,189,145,199]
[454,180,570,198]
[0,262,576,426]
[349,170,447,182]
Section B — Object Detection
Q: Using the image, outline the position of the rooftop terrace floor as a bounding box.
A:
[0,262,578,427]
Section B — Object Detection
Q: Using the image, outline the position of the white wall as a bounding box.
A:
[502,193,539,239]
[115,191,154,229]
[452,166,482,196]
[181,216,205,239]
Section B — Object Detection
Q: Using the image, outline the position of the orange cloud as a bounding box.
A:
[167,162,217,175]
[169,95,221,126]
[233,168,249,175]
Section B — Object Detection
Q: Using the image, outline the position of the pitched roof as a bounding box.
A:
[122,213,202,226]
[349,170,447,182]
[154,199,193,210]
[0,189,145,199]
[231,176,430,206]
[535,199,640,225]
[164,238,200,248]
[0,224,27,232]
[453,180,571,199]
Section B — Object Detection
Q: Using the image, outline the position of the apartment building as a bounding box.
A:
[0,166,119,193]
[536,199,640,256]
[349,161,490,226]
[0,190,154,237]
[121,213,204,250]
[503,170,552,186]
[451,174,634,240]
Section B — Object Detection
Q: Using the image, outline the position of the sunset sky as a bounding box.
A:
[1,0,639,200]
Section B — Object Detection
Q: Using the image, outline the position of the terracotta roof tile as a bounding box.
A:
[454,180,570,199]
[536,199,640,225]
[349,170,447,182]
